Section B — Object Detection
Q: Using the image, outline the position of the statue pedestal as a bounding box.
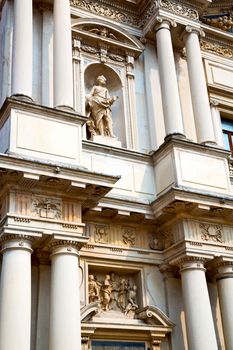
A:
[93,135,122,148]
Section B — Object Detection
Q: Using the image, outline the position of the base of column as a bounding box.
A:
[11,94,34,103]
[55,105,75,112]
[201,140,218,147]
[164,133,186,142]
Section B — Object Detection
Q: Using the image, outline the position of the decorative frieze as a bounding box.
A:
[158,0,198,20]
[200,40,233,59]
[201,14,233,32]
[71,0,199,29]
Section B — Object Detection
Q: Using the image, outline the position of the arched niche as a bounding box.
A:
[72,18,144,149]
[84,63,126,147]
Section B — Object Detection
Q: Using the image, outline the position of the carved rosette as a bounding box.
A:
[199,223,223,243]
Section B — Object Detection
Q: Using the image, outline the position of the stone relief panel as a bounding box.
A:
[32,196,62,219]
[199,223,223,243]
[95,225,109,243]
[88,269,140,318]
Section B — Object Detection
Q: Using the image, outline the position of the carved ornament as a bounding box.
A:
[32,196,62,220]
[199,223,223,243]
[200,40,233,59]
[88,270,139,316]
[122,227,136,246]
[94,225,109,243]
[158,0,198,20]
[202,14,233,32]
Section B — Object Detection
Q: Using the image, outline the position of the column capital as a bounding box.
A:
[155,16,177,32]
[210,98,219,107]
[185,25,205,38]
[174,256,207,272]
[209,258,233,280]
[1,234,35,253]
[48,236,89,258]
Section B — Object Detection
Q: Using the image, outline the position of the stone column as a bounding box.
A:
[179,258,218,350]
[49,243,82,350]
[210,99,224,147]
[214,260,233,350]
[12,0,33,100]
[0,236,33,350]
[185,27,216,145]
[53,0,74,110]
[155,17,184,138]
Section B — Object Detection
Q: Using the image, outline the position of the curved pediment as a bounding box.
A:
[135,306,175,328]
[72,18,144,58]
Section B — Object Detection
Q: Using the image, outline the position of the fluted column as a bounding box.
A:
[214,260,233,350]
[185,27,216,145]
[12,0,33,100]
[179,258,218,350]
[49,243,81,350]
[155,17,184,138]
[53,0,74,110]
[0,236,33,350]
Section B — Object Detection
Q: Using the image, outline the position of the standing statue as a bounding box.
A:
[101,274,112,311]
[86,75,118,139]
[88,275,100,303]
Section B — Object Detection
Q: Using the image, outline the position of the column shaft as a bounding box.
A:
[216,264,233,349]
[49,246,81,350]
[12,0,33,99]
[0,239,32,350]
[53,0,73,109]
[185,29,215,144]
[210,100,224,147]
[155,21,184,137]
[180,260,218,350]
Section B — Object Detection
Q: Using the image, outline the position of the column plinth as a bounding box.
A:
[53,0,74,110]
[185,27,216,145]
[0,236,33,350]
[178,258,218,350]
[49,243,82,350]
[155,17,185,139]
[214,260,233,349]
[12,0,33,100]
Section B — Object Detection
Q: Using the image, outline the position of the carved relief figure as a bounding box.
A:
[117,279,128,312]
[88,275,100,303]
[125,285,138,315]
[101,274,112,311]
[86,75,118,139]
